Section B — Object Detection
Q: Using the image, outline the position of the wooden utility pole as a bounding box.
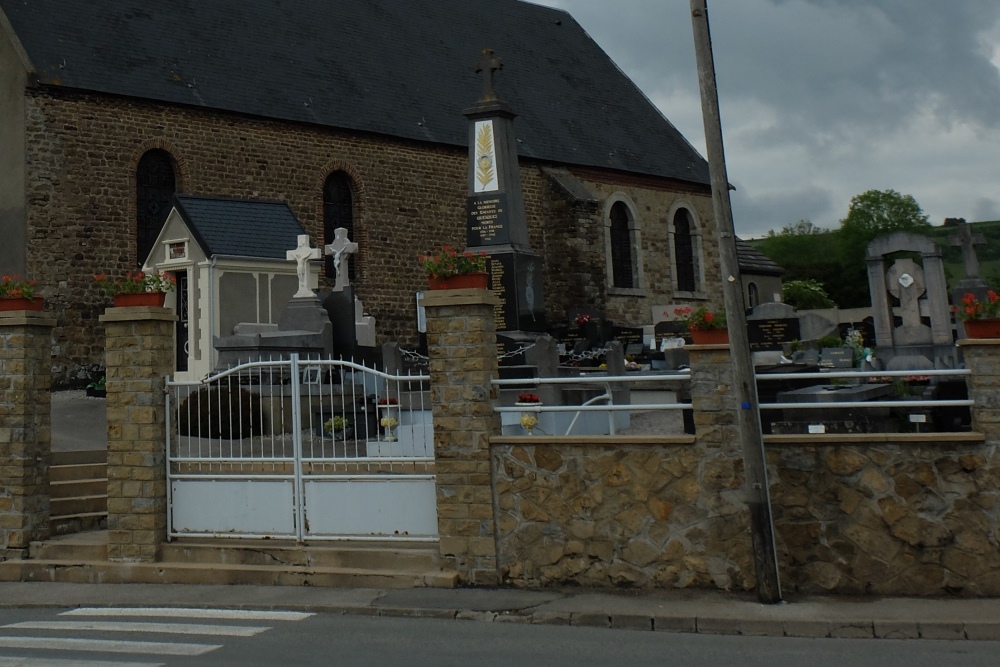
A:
[689,0,782,603]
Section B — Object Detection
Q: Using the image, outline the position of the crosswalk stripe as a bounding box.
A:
[0,637,220,656]
[0,658,163,667]
[4,621,270,637]
[60,607,314,622]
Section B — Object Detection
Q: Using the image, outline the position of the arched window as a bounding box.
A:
[324,171,355,282]
[748,282,760,309]
[673,208,697,293]
[609,201,634,288]
[136,149,176,266]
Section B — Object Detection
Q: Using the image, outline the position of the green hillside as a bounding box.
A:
[748,220,1000,293]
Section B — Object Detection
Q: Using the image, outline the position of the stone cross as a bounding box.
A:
[949,221,986,279]
[286,234,321,298]
[324,227,358,292]
[474,48,502,102]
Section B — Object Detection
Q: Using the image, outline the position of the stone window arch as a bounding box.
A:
[603,193,643,293]
[135,149,177,267]
[323,171,356,282]
[668,204,705,297]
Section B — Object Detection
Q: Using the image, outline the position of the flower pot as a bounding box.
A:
[963,319,1000,339]
[689,329,729,345]
[113,292,167,308]
[427,273,488,290]
[0,296,43,312]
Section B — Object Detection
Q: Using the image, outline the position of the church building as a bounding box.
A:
[0,0,721,385]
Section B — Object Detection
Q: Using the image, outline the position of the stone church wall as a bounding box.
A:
[21,88,714,385]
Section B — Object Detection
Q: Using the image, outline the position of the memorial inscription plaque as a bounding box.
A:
[748,317,800,352]
[467,193,509,246]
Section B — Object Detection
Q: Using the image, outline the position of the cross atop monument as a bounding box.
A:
[324,227,358,292]
[286,234,321,298]
[949,220,986,279]
[475,48,503,103]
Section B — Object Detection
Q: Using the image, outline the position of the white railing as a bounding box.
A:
[754,367,973,434]
[492,371,692,436]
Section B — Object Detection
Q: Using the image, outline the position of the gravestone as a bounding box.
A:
[819,347,854,369]
[463,49,546,339]
[866,232,957,370]
[948,219,990,337]
[215,236,333,368]
[321,226,376,360]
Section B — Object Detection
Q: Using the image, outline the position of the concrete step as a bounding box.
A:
[30,533,108,560]
[8,532,455,589]
[50,463,107,483]
[51,495,107,517]
[0,559,458,588]
[159,540,442,571]
[49,478,107,499]
[50,512,108,536]
[51,451,107,466]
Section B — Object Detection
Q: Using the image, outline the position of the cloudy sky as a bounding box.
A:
[532,0,1000,238]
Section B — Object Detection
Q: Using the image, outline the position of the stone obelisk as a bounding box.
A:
[463,49,546,340]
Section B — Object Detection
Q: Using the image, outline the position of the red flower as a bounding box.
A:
[703,312,714,324]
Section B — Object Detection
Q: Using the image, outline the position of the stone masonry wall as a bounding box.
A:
[767,438,1000,595]
[0,312,54,560]
[21,89,713,385]
[494,344,755,590]
[493,441,755,589]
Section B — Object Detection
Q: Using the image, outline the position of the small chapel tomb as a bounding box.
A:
[142,195,320,381]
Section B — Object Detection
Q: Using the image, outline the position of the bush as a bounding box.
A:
[177,385,267,438]
[782,279,836,310]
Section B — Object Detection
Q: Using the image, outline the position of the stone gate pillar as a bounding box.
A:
[959,339,1000,441]
[99,306,175,562]
[0,311,55,560]
[422,287,500,585]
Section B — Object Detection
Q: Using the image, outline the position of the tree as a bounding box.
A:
[836,189,932,307]
[782,279,835,310]
[765,219,828,238]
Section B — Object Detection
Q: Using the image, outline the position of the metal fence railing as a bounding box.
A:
[492,371,692,437]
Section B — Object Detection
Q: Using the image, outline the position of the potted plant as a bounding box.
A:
[0,275,42,311]
[379,410,399,441]
[86,376,106,398]
[674,305,729,344]
[419,245,488,290]
[954,291,1000,338]
[323,415,350,437]
[95,270,176,307]
[514,392,541,406]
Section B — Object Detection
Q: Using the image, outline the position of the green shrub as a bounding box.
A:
[177,385,267,438]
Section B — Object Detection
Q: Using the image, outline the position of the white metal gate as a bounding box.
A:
[165,355,437,542]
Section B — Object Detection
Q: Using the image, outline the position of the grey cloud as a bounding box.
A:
[730,184,837,237]
[972,197,1000,222]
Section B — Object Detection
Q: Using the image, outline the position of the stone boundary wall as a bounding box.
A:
[491,432,999,596]
[766,434,999,596]
[492,437,755,589]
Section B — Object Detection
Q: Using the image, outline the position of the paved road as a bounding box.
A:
[0,607,997,667]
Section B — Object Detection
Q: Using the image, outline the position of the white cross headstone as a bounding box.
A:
[325,227,358,292]
[286,234,321,298]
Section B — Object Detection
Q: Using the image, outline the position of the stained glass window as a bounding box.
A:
[136,150,176,267]
[673,208,697,293]
[610,201,634,288]
[324,172,355,281]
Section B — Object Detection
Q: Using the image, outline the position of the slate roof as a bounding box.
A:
[736,238,785,276]
[0,0,710,186]
[174,196,306,260]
